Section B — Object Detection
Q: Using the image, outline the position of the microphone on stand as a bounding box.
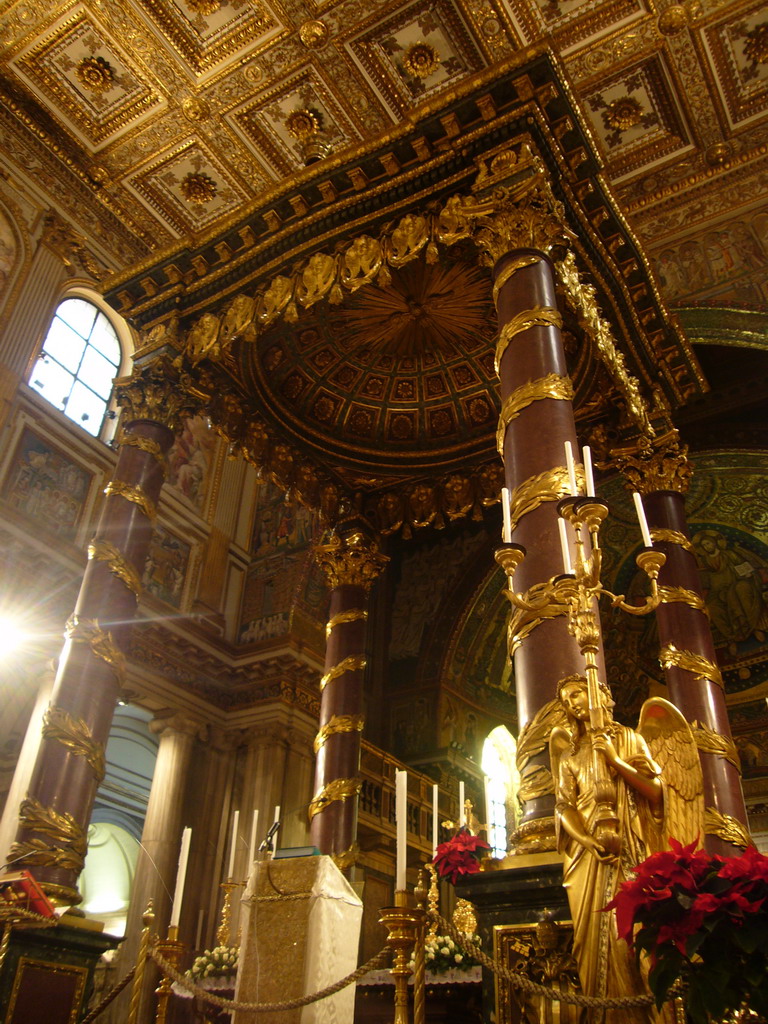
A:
[259,820,280,854]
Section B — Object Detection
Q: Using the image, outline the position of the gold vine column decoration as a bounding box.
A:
[117,428,168,474]
[658,586,708,614]
[650,528,694,553]
[506,583,567,655]
[314,714,365,754]
[496,374,574,454]
[65,615,126,685]
[308,778,362,821]
[320,654,367,691]
[704,807,752,849]
[42,706,106,782]
[325,608,367,639]
[332,842,360,871]
[518,764,554,802]
[691,722,741,772]
[492,254,542,303]
[104,479,157,521]
[9,796,88,873]
[88,538,142,599]
[507,465,581,533]
[659,643,723,689]
[495,307,563,372]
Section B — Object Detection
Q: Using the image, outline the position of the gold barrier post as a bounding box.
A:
[412,872,427,1024]
[380,889,422,1024]
[127,900,155,1024]
[154,924,185,1024]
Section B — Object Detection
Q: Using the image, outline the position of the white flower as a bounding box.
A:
[454,954,463,963]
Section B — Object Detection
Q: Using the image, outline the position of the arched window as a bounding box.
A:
[482,726,519,859]
[28,295,123,439]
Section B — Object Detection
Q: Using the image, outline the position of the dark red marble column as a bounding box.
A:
[626,445,750,855]
[310,525,387,861]
[8,359,193,902]
[468,187,607,851]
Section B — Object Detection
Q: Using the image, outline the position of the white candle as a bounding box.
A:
[633,492,652,548]
[501,487,512,544]
[564,441,578,496]
[485,777,493,831]
[396,770,407,891]
[227,810,239,879]
[170,826,191,929]
[432,784,439,856]
[195,908,204,950]
[558,518,573,574]
[272,805,280,853]
[248,809,259,864]
[583,445,595,497]
[459,781,465,828]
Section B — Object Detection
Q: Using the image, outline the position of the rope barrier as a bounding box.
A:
[148,943,391,1013]
[80,965,137,1023]
[429,910,666,1009]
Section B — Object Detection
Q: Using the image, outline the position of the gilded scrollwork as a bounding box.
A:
[495,307,564,372]
[117,428,167,473]
[492,254,542,303]
[326,608,368,638]
[658,585,708,614]
[104,479,157,521]
[659,643,724,689]
[9,796,88,874]
[691,721,741,772]
[320,654,367,691]
[88,538,141,599]
[42,706,106,782]
[507,589,567,654]
[650,528,694,553]
[314,714,365,754]
[507,466,579,533]
[65,615,126,685]
[307,777,362,821]
[496,373,574,454]
[704,807,752,849]
[556,251,653,437]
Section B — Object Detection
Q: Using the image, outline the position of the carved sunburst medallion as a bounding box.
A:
[285,108,321,139]
[403,42,440,79]
[336,260,494,358]
[75,56,115,94]
[604,96,643,131]
[180,172,217,203]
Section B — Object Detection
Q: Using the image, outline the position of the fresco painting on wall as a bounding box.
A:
[2,427,90,542]
[167,415,217,511]
[142,525,191,608]
[653,212,768,305]
[251,482,313,556]
[239,552,305,643]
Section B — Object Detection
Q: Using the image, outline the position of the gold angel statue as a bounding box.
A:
[550,674,704,1022]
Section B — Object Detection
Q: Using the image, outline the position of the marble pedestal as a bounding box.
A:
[233,855,362,1024]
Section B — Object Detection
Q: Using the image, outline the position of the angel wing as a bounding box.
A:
[638,697,704,849]
[549,725,573,853]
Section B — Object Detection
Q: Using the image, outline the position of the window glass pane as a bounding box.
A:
[80,344,117,400]
[66,380,106,436]
[28,355,74,411]
[56,298,99,340]
[90,312,121,365]
[42,317,87,374]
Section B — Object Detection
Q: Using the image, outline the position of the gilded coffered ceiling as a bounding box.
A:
[0,0,764,287]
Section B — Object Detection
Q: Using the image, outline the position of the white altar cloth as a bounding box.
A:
[232,855,362,1024]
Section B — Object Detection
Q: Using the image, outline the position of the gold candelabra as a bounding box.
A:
[216,879,240,947]
[154,924,185,1024]
[496,495,666,854]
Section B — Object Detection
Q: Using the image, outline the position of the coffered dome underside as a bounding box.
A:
[242,258,606,476]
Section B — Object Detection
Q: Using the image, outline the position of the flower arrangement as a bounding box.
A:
[409,932,482,975]
[432,828,490,885]
[606,838,768,1024]
[187,945,239,983]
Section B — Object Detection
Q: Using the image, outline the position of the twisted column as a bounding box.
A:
[616,434,750,854]
[464,178,604,851]
[7,355,198,902]
[309,523,388,861]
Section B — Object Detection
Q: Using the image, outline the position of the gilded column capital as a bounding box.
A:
[114,355,204,432]
[314,529,388,590]
[458,172,572,264]
[611,431,692,495]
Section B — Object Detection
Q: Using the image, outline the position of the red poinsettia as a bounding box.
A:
[432,828,490,885]
[605,838,768,1024]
